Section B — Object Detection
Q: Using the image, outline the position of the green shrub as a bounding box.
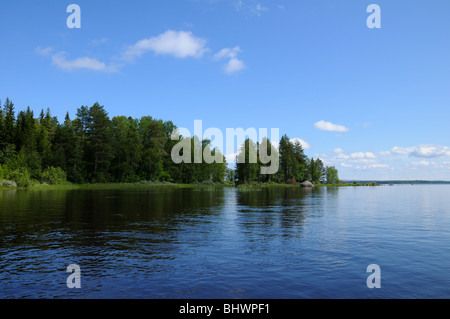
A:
[159,171,173,183]
[8,168,34,187]
[41,167,68,185]
[0,164,6,179]
[200,180,216,186]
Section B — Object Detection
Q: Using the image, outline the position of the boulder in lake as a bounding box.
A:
[300,181,314,188]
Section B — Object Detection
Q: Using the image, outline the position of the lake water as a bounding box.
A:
[0,185,449,299]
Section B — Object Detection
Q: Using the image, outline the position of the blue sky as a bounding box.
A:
[1,0,450,180]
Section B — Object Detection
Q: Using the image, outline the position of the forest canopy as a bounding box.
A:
[0,98,338,187]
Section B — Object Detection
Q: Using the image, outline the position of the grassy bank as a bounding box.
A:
[0,181,234,191]
[236,181,380,189]
[316,182,380,187]
[0,181,381,191]
[236,183,298,190]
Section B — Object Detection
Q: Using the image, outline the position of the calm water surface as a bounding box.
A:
[0,185,449,299]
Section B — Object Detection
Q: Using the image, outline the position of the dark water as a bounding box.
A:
[0,185,449,299]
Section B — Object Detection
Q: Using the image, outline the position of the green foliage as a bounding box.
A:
[86,103,114,181]
[234,134,335,186]
[3,98,16,145]
[8,168,34,188]
[40,167,68,185]
[0,143,17,166]
[225,168,236,183]
[326,166,339,184]
[0,97,337,188]
[292,140,308,182]
[236,138,258,184]
[279,135,295,182]
[0,164,7,179]
[0,98,230,186]
[309,158,326,184]
[111,116,142,182]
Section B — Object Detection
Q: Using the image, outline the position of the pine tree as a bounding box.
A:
[51,112,77,180]
[138,116,165,181]
[258,137,278,183]
[309,158,326,184]
[236,138,258,184]
[0,100,4,151]
[86,102,113,182]
[279,134,295,183]
[3,98,15,145]
[15,107,36,152]
[111,116,142,182]
[293,140,308,182]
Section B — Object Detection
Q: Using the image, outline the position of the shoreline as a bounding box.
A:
[0,181,377,191]
[2,181,450,191]
[0,182,232,191]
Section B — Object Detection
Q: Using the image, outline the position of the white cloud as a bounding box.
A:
[378,150,392,156]
[409,160,450,170]
[224,58,245,74]
[337,152,377,161]
[37,45,118,73]
[314,120,349,132]
[332,144,450,179]
[348,164,390,170]
[339,162,390,171]
[214,46,245,74]
[367,164,389,169]
[381,144,450,158]
[123,30,208,61]
[37,31,245,75]
[51,52,118,73]
[325,148,391,173]
[411,160,431,167]
[213,46,241,60]
[351,152,376,159]
[254,4,269,16]
[233,1,269,16]
[409,145,450,158]
[35,46,53,56]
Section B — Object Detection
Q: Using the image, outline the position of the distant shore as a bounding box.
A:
[236,181,380,189]
[0,181,365,191]
[1,181,363,191]
[344,180,450,185]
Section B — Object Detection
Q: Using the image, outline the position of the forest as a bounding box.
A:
[0,98,339,187]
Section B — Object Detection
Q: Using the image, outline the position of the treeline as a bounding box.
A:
[0,97,339,187]
[0,98,226,186]
[233,135,339,185]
